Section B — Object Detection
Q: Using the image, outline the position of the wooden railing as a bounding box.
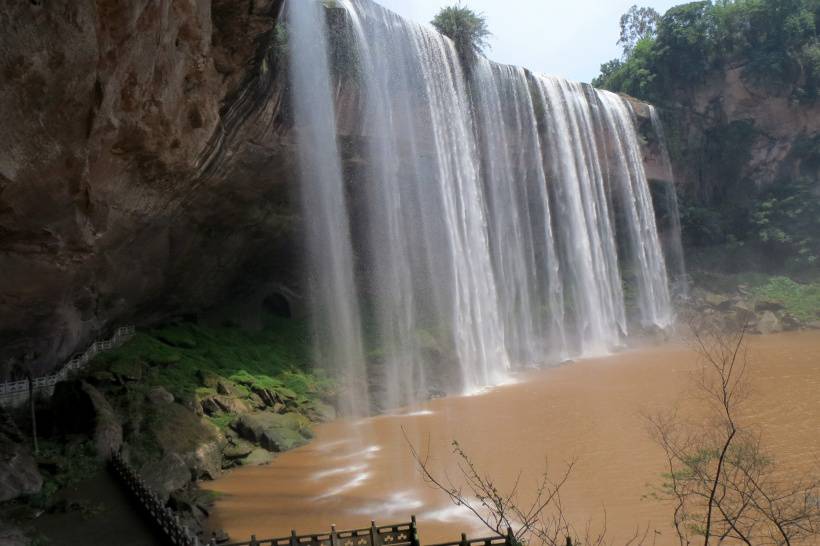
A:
[225,519,421,546]
[0,326,135,408]
[226,523,516,546]
[113,434,514,546]
[111,451,204,546]
[427,530,515,546]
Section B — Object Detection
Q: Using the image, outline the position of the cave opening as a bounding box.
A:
[262,293,292,319]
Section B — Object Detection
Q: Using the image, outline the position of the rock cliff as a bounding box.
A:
[656,65,820,204]
[0,0,302,377]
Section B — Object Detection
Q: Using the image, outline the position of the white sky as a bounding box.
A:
[375,0,682,83]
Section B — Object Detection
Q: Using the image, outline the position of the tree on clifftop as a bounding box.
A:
[431,5,491,62]
[618,5,661,57]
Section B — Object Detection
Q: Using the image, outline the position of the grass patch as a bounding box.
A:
[89,315,328,403]
[693,272,820,322]
[747,276,820,322]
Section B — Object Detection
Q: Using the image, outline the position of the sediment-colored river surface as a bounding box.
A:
[207,332,820,545]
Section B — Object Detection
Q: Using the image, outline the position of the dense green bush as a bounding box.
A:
[752,177,820,266]
[594,0,820,103]
[431,5,491,62]
[596,0,820,272]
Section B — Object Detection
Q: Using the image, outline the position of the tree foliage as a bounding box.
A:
[594,0,820,271]
[431,5,491,62]
[752,177,820,266]
[647,318,820,545]
[594,0,820,103]
[618,5,661,57]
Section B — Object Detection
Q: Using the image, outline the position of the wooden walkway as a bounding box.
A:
[112,448,516,546]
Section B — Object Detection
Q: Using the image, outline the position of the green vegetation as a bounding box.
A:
[594,0,820,103]
[431,5,491,62]
[594,1,820,273]
[692,271,820,321]
[90,315,323,403]
[747,275,820,321]
[752,177,820,266]
[617,5,661,57]
[29,440,102,510]
[85,313,336,463]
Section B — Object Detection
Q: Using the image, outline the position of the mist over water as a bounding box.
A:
[287,0,369,416]
[287,0,677,415]
[649,106,689,299]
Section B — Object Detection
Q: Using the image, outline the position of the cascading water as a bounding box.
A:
[286,0,369,416]
[334,0,510,409]
[470,60,567,366]
[531,76,629,353]
[649,106,688,298]
[286,0,679,415]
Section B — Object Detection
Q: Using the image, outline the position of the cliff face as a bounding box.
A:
[658,66,820,204]
[0,1,671,379]
[0,0,301,376]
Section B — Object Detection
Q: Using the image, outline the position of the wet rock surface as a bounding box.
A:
[0,0,299,378]
[232,412,312,453]
[0,411,42,503]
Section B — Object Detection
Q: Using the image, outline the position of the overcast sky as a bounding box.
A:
[375,0,682,83]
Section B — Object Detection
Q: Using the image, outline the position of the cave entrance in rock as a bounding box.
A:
[263,293,292,319]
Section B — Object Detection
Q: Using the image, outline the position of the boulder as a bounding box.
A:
[110,359,144,382]
[81,382,123,458]
[147,386,175,405]
[216,379,247,398]
[197,370,222,390]
[241,448,275,466]
[755,311,782,335]
[200,394,251,416]
[732,301,756,324]
[222,438,255,461]
[141,453,191,503]
[755,299,785,312]
[0,441,42,502]
[305,400,337,422]
[808,321,820,330]
[185,439,224,481]
[780,313,802,331]
[704,292,732,309]
[0,521,28,546]
[232,412,312,452]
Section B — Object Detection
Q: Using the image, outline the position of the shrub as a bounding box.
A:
[431,5,491,62]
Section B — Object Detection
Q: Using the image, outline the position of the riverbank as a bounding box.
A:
[2,271,818,544]
[0,313,335,545]
[204,330,820,546]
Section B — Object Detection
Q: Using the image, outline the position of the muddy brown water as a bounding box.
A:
[207,332,820,546]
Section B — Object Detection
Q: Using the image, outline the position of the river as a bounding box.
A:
[206,331,820,545]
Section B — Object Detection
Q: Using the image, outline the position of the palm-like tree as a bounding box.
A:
[431,5,491,62]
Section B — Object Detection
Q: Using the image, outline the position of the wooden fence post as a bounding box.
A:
[27,374,38,454]
[459,533,468,546]
[370,521,379,546]
[331,525,339,546]
[410,516,419,546]
[505,527,514,546]
[290,529,299,546]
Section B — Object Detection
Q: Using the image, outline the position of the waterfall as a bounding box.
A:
[649,106,689,299]
[286,0,369,416]
[286,0,678,415]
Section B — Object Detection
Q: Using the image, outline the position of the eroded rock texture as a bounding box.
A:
[0,0,302,377]
[657,66,820,202]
